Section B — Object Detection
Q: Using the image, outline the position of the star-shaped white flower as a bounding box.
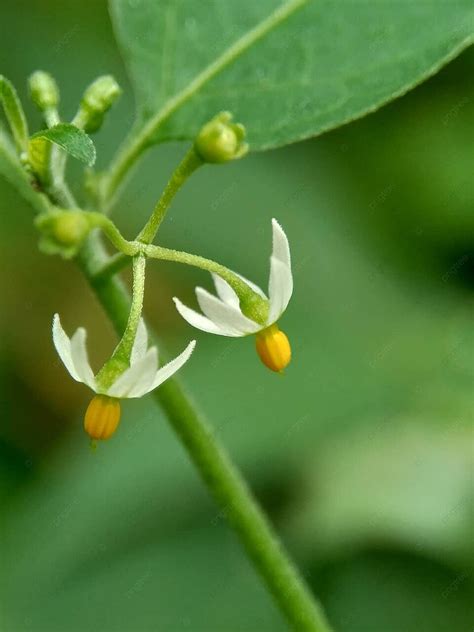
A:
[52,314,196,398]
[173,218,293,337]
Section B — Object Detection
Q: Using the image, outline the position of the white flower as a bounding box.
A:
[52,314,196,398]
[173,218,293,337]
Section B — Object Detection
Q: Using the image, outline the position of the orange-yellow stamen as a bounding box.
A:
[255,325,291,373]
[84,395,121,440]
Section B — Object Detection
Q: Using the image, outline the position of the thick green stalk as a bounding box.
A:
[78,234,332,632]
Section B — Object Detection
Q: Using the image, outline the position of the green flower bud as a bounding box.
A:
[28,71,59,110]
[77,75,121,133]
[194,112,248,163]
[35,209,91,258]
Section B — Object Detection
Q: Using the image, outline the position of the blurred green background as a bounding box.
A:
[1,2,473,631]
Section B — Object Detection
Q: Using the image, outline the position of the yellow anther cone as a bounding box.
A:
[84,395,121,440]
[255,325,291,373]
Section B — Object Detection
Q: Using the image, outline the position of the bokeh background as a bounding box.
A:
[1,2,473,631]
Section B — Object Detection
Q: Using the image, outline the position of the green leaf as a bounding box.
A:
[109,0,474,150]
[288,420,474,570]
[0,75,28,152]
[30,124,96,167]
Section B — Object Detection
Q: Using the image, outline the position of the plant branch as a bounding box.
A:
[77,233,332,632]
[85,220,266,317]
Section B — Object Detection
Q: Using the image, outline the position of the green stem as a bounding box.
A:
[144,243,267,321]
[39,107,80,210]
[144,244,245,290]
[138,148,203,243]
[91,242,255,293]
[44,107,60,128]
[44,174,77,209]
[44,107,69,196]
[49,181,76,208]
[110,254,146,363]
[102,0,308,206]
[77,235,332,632]
[86,212,138,256]
[95,253,146,389]
[88,223,267,320]
[92,251,130,281]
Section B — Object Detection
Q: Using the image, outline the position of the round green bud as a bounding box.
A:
[194,112,248,163]
[35,209,91,258]
[28,71,59,110]
[79,75,121,133]
[52,211,90,246]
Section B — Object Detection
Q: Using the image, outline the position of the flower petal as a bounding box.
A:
[268,257,294,324]
[131,317,148,364]
[145,340,196,393]
[271,218,291,269]
[173,297,231,335]
[70,327,96,389]
[52,314,82,382]
[211,273,240,308]
[106,347,158,398]
[267,220,293,324]
[196,287,260,335]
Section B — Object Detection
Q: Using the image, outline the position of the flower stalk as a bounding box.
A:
[144,243,268,322]
[137,147,203,244]
[64,210,268,322]
[95,254,146,390]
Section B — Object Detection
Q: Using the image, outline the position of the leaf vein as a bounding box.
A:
[105,0,309,201]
